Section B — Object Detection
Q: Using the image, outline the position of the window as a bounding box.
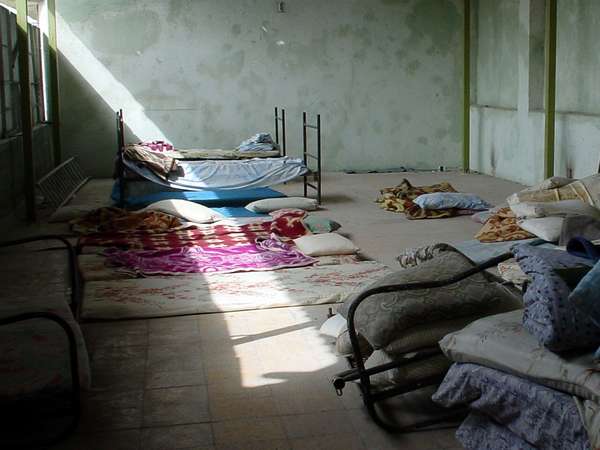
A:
[0,2,46,140]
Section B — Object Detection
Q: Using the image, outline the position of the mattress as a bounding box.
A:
[123,155,308,191]
[111,180,287,207]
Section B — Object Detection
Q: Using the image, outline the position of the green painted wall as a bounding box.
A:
[56,0,465,178]
[471,0,600,185]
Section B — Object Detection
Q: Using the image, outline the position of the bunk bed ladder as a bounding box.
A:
[303,111,322,204]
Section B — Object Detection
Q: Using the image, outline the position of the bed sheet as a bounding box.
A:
[123,155,307,191]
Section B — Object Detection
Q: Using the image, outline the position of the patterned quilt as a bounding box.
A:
[376,178,459,219]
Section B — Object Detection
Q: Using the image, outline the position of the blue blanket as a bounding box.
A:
[433,363,591,450]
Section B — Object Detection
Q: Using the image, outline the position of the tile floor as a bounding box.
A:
[2,172,526,449]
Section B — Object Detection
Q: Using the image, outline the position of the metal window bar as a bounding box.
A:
[302,111,322,204]
[332,251,515,431]
[274,106,286,156]
[0,312,80,447]
[36,156,90,213]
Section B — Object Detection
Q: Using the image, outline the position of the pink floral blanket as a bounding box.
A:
[104,236,316,275]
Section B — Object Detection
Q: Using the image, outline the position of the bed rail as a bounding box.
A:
[302,112,322,204]
[0,312,81,448]
[332,251,514,431]
[274,107,287,157]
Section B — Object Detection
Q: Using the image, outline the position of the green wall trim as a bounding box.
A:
[16,0,35,221]
[463,0,471,172]
[544,0,557,178]
[47,0,62,167]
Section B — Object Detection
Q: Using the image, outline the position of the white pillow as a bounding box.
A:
[510,200,600,219]
[293,233,358,256]
[246,197,318,213]
[143,199,223,224]
[518,217,564,242]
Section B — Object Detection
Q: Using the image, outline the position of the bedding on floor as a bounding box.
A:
[474,207,535,242]
[439,310,600,403]
[104,237,317,276]
[81,261,392,319]
[433,363,593,450]
[72,207,186,234]
[375,179,461,219]
[78,210,308,252]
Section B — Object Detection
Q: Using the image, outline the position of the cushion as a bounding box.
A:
[246,197,318,213]
[522,176,575,193]
[513,245,599,352]
[518,216,564,242]
[413,193,492,211]
[570,259,600,328]
[439,310,600,402]
[337,249,523,349]
[302,215,341,234]
[510,200,600,219]
[293,233,358,257]
[143,199,222,224]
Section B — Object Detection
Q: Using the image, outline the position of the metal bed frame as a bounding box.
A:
[0,236,82,447]
[331,251,514,431]
[116,108,324,207]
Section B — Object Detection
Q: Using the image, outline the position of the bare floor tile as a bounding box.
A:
[212,417,287,445]
[140,423,214,450]
[282,410,355,440]
[145,369,207,389]
[79,390,144,432]
[57,429,141,450]
[143,386,210,427]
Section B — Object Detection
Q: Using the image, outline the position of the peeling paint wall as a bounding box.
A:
[471,0,600,186]
[56,0,464,178]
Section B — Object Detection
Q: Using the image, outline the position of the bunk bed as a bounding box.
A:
[113,107,323,208]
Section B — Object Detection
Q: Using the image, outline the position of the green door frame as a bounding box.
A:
[16,0,35,221]
[463,0,471,173]
[544,0,557,178]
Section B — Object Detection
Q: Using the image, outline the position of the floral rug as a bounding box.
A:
[81,261,391,319]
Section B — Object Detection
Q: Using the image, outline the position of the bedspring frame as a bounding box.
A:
[116,108,323,207]
[0,236,82,447]
[331,251,515,431]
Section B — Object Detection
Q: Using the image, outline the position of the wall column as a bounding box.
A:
[16,0,35,221]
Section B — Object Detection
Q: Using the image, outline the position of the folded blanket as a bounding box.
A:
[513,245,598,352]
[123,144,179,179]
[475,207,534,242]
[456,412,537,450]
[376,179,459,219]
[433,363,592,450]
[72,207,185,234]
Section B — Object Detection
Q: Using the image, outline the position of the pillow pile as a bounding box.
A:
[144,199,223,224]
